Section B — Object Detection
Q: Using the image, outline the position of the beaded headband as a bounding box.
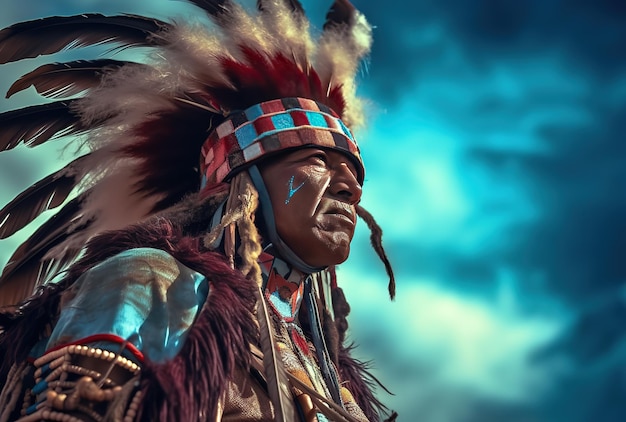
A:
[199,97,365,188]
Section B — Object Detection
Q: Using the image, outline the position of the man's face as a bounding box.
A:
[259,148,363,267]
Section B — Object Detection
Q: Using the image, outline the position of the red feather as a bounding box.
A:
[123,101,216,212]
[212,48,346,116]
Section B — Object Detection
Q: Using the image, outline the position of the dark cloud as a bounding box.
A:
[465,98,626,303]
[360,0,626,104]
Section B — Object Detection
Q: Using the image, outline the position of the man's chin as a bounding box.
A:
[311,237,352,267]
[284,228,353,267]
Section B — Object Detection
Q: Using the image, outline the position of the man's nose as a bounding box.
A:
[328,163,362,205]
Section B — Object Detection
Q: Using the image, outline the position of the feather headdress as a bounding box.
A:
[0,0,381,307]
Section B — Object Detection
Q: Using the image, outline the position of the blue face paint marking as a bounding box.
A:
[285,175,305,204]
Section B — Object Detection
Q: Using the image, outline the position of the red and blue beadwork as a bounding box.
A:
[199,97,365,189]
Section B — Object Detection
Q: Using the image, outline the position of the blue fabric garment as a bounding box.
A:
[47,247,208,363]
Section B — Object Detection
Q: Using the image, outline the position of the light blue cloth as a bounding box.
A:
[47,247,208,363]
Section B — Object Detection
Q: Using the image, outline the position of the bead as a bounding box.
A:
[25,403,39,415]
[32,379,48,395]
[51,356,66,370]
[34,362,51,379]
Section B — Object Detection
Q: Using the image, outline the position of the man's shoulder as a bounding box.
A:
[79,247,204,292]
[92,247,179,274]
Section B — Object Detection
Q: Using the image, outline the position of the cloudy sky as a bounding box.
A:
[1,1,626,421]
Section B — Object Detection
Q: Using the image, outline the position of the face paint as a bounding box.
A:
[285,175,305,205]
[260,148,362,267]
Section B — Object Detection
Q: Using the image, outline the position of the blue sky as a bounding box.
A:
[1,1,626,420]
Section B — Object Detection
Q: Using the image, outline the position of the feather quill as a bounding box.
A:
[0,14,168,65]
[253,285,298,422]
[288,374,362,422]
[7,59,140,99]
[0,154,88,239]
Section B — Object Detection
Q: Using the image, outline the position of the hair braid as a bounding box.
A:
[356,205,396,300]
[202,173,264,286]
[233,173,263,286]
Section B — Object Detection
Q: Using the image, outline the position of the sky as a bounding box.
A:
[1,1,626,421]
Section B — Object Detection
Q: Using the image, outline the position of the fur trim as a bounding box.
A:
[65,217,257,421]
[0,283,65,387]
[2,206,257,420]
[136,235,258,421]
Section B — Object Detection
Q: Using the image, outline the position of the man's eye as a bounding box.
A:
[310,153,327,164]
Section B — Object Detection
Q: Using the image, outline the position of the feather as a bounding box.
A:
[287,374,361,422]
[6,59,141,99]
[0,195,89,307]
[0,100,97,151]
[214,48,345,114]
[256,0,304,14]
[185,0,231,18]
[0,154,89,239]
[324,0,356,30]
[124,101,213,212]
[0,14,168,65]
[253,285,298,422]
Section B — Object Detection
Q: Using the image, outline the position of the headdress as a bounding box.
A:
[0,0,395,306]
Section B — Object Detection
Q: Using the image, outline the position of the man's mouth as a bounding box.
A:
[323,203,356,225]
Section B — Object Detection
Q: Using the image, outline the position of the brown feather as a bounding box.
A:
[0,14,168,65]
[324,0,356,30]
[185,0,231,18]
[257,0,304,14]
[0,195,89,306]
[6,59,140,99]
[0,100,93,151]
[0,154,88,239]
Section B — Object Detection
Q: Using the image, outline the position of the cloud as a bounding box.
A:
[338,268,566,420]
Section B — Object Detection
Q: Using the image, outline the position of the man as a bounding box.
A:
[0,0,396,420]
